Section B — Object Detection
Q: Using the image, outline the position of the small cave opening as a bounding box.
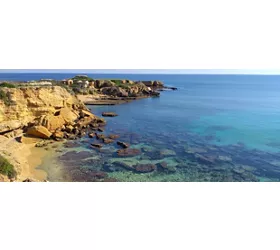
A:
[54,110,61,116]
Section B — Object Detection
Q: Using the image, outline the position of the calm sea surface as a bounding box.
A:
[2,73,280,181]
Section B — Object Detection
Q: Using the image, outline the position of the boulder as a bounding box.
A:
[76,116,95,128]
[88,132,95,138]
[98,127,104,132]
[80,109,94,118]
[102,112,118,117]
[65,125,74,133]
[53,130,64,140]
[117,141,130,148]
[117,148,141,157]
[95,133,105,140]
[37,114,65,133]
[27,126,52,139]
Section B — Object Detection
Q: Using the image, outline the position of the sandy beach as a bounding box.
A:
[0,135,48,181]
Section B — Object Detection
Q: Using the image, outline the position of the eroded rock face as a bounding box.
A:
[101,86,128,97]
[0,86,83,131]
[0,86,103,140]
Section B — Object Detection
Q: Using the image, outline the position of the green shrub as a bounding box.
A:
[111,80,130,89]
[72,75,94,81]
[88,89,95,95]
[111,79,123,85]
[0,155,17,179]
[0,82,16,88]
[0,89,12,105]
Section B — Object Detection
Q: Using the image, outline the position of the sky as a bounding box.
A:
[0,69,280,75]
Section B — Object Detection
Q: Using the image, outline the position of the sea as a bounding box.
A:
[1,73,280,182]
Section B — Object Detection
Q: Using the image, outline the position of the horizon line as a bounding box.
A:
[1,69,280,75]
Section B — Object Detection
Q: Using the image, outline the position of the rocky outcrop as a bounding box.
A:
[138,81,164,88]
[0,86,102,139]
[94,80,115,88]
[101,86,129,97]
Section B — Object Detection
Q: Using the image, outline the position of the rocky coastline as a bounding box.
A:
[0,75,175,182]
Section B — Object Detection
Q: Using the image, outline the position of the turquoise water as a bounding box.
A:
[2,73,280,181]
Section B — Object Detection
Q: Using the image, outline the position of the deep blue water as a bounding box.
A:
[2,73,280,181]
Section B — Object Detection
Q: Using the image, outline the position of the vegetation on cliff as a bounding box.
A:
[0,154,17,179]
[0,82,16,88]
[71,75,94,82]
[0,89,12,106]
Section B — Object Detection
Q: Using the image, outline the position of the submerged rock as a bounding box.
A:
[59,151,93,161]
[113,161,135,171]
[91,143,103,149]
[160,149,176,156]
[218,155,232,162]
[157,161,168,170]
[134,164,156,173]
[108,134,120,140]
[117,148,141,157]
[102,138,114,144]
[194,154,216,164]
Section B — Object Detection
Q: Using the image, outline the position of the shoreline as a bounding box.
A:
[0,75,176,181]
[77,94,151,105]
[0,135,49,182]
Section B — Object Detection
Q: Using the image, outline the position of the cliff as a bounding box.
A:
[0,86,106,181]
[0,86,103,138]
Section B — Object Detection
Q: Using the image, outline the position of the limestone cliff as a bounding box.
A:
[0,86,88,135]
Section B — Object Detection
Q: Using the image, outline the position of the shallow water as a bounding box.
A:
[2,73,280,181]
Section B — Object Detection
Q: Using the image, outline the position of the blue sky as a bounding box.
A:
[0,69,280,74]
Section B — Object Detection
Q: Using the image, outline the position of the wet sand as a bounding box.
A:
[26,144,48,181]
